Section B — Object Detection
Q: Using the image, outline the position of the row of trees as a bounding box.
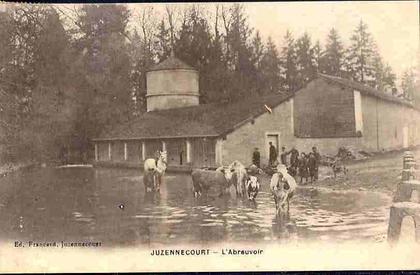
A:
[0,3,417,164]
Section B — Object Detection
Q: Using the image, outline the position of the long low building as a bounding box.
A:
[92,55,420,170]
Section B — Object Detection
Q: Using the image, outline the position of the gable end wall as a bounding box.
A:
[221,99,294,166]
[294,78,357,138]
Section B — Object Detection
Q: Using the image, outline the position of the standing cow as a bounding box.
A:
[191,167,234,198]
[245,176,260,201]
[228,161,249,197]
[270,165,297,220]
[245,164,263,201]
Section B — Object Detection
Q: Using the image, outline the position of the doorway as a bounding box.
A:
[166,139,187,166]
[191,138,216,168]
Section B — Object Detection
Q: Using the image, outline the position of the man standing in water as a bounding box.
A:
[269,142,277,167]
[288,146,299,177]
[280,146,288,165]
[312,146,321,181]
[252,147,261,168]
[289,146,299,167]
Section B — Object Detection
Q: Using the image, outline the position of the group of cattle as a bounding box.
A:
[191,161,259,200]
[191,161,297,218]
[142,151,297,218]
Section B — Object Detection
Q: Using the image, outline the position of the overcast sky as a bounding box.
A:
[128,1,419,81]
[245,1,419,78]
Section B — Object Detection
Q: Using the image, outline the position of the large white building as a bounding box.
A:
[92,55,420,170]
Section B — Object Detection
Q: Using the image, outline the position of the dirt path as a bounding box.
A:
[297,148,420,195]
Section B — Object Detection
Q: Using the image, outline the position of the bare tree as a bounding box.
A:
[136,5,157,54]
[165,5,176,50]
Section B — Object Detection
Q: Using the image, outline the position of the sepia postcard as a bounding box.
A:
[0,1,419,272]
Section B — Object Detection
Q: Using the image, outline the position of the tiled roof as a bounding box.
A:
[318,73,414,108]
[148,55,196,72]
[92,74,416,141]
[93,93,293,140]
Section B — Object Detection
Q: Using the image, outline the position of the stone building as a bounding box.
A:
[92,55,420,170]
[146,52,199,112]
[293,74,420,154]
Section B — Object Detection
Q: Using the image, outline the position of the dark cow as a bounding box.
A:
[191,167,234,198]
[245,175,260,201]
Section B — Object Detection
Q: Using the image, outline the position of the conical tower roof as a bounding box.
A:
[148,52,195,72]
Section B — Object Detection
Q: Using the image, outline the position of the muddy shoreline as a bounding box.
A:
[296,147,419,196]
[2,146,417,196]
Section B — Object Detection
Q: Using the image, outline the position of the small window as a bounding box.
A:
[395,128,398,139]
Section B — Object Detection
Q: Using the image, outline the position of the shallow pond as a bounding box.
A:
[0,167,391,247]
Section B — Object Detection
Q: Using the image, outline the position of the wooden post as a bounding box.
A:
[94,143,98,161]
[108,142,112,160]
[142,141,146,161]
[162,140,166,151]
[215,139,223,166]
[186,139,191,163]
[124,142,127,161]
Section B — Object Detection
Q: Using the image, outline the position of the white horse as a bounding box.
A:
[143,150,167,192]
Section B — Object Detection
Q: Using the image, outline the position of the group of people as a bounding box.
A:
[252,143,321,184]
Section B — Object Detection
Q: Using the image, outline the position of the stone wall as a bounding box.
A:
[294,78,357,138]
[147,95,199,112]
[221,99,295,167]
[360,95,420,151]
[220,83,420,165]
[294,137,362,156]
[221,97,362,164]
[146,69,199,111]
[94,77,420,168]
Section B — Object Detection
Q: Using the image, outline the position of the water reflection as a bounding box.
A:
[272,217,298,243]
[0,167,391,246]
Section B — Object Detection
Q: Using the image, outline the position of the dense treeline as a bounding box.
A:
[0,3,416,164]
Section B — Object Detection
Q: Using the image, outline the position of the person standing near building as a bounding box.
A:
[252,147,261,168]
[308,152,317,183]
[280,146,288,165]
[289,146,299,168]
[298,152,309,184]
[287,146,299,177]
[269,142,277,167]
[312,146,321,181]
